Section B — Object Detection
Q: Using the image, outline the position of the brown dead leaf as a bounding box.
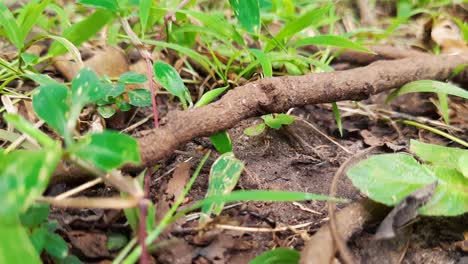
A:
[431,19,467,54]
[67,230,110,258]
[54,46,129,81]
[166,162,191,199]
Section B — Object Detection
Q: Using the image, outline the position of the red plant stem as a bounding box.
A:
[120,18,159,128]
[157,0,192,41]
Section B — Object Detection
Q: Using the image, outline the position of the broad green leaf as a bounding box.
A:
[0,145,62,220]
[128,89,152,107]
[78,0,119,12]
[97,105,116,118]
[20,53,39,66]
[294,35,373,53]
[458,153,468,178]
[0,2,21,49]
[250,49,273,77]
[386,80,468,103]
[17,0,50,46]
[266,5,330,51]
[410,140,467,170]
[71,131,141,171]
[229,0,261,34]
[0,222,42,264]
[119,72,147,84]
[153,61,192,109]
[331,102,343,137]
[72,67,106,106]
[250,248,300,264]
[419,166,468,216]
[139,0,152,35]
[107,83,126,98]
[209,131,233,154]
[347,153,437,205]
[244,123,266,136]
[30,226,48,253]
[195,86,228,107]
[20,203,50,227]
[262,114,295,129]
[44,232,68,259]
[202,152,244,217]
[49,9,115,56]
[32,83,69,137]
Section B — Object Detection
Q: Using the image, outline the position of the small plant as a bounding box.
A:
[97,72,152,118]
[0,67,142,263]
[347,139,467,216]
[244,113,295,136]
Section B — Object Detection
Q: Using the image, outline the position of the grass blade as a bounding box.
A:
[386,80,468,103]
[229,0,260,34]
[0,2,21,49]
[294,35,374,53]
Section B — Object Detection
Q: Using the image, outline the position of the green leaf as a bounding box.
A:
[97,105,116,118]
[78,0,119,12]
[30,226,48,253]
[294,35,374,53]
[347,153,468,216]
[20,53,39,66]
[17,0,50,46]
[266,5,331,51]
[0,222,42,264]
[107,233,128,251]
[262,114,295,129]
[331,102,343,137]
[128,89,152,107]
[458,153,468,178]
[24,73,59,86]
[209,131,233,154]
[0,2,21,49]
[119,72,147,84]
[410,140,467,170]
[347,154,436,205]
[49,9,115,56]
[229,0,261,34]
[72,67,106,106]
[44,232,68,259]
[4,114,56,148]
[107,83,126,98]
[244,123,266,136]
[386,80,468,103]
[0,145,62,220]
[71,131,141,171]
[195,86,228,107]
[436,93,449,124]
[250,248,300,264]
[250,49,273,77]
[32,83,69,137]
[202,152,244,218]
[419,166,468,216]
[20,203,50,227]
[153,61,192,109]
[139,0,152,35]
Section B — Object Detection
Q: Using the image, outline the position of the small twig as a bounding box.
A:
[214,222,314,233]
[293,202,322,215]
[295,116,352,154]
[36,196,139,209]
[54,178,103,200]
[328,147,377,264]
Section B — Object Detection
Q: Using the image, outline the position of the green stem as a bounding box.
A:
[121,151,211,264]
[402,120,468,147]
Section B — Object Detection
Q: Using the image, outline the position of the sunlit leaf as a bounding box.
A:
[0,2,21,49]
[410,140,467,170]
[262,114,295,129]
[153,61,192,109]
[195,86,228,107]
[32,83,69,137]
[229,0,261,34]
[17,0,51,46]
[209,131,232,154]
[202,152,244,218]
[97,105,116,118]
[128,89,152,107]
[332,102,343,137]
[250,49,273,77]
[244,123,266,136]
[139,0,152,35]
[386,80,468,103]
[78,0,119,12]
[71,131,141,171]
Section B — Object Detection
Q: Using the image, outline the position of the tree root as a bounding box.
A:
[52,53,468,182]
